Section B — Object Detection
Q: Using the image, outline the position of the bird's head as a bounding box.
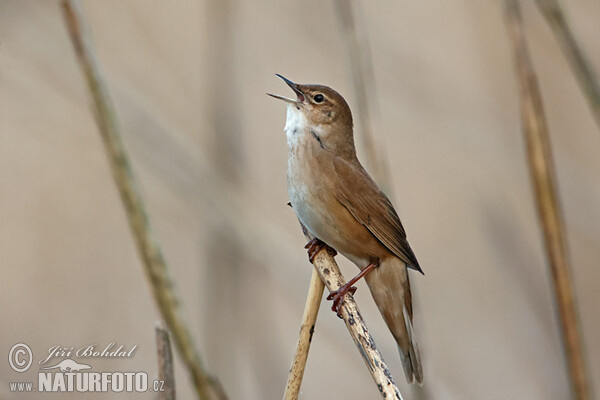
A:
[268,75,355,154]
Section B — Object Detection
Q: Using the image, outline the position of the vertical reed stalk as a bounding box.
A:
[156,324,177,400]
[204,0,244,378]
[61,2,227,399]
[504,2,590,399]
[283,269,325,400]
[333,0,391,190]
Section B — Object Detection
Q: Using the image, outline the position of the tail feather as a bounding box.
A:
[364,257,423,385]
[402,304,423,385]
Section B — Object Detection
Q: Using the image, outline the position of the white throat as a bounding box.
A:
[284,105,309,149]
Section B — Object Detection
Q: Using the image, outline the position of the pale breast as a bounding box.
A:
[286,128,385,269]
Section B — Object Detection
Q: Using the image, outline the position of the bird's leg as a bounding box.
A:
[327,262,378,318]
[304,238,337,263]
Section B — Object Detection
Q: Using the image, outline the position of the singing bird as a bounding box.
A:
[268,75,424,384]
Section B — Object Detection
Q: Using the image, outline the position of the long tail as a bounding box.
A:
[364,257,423,385]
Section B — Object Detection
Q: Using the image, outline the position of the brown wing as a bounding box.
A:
[332,157,422,273]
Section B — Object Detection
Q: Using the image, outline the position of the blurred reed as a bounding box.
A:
[60,1,227,399]
[333,0,391,191]
[504,1,590,399]
[156,324,177,400]
[283,267,324,400]
[534,0,600,130]
[203,0,245,379]
[205,0,243,177]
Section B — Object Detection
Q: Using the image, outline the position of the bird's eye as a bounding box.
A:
[313,94,325,103]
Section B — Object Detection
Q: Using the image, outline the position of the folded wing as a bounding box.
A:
[332,156,422,273]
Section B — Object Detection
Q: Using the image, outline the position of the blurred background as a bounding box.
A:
[1,0,599,399]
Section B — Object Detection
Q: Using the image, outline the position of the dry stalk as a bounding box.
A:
[333,0,391,190]
[504,1,590,399]
[205,0,242,178]
[534,0,600,129]
[305,234,403,400]
[283,269,325,400]
[203,0,244,377]
[61,2,226,399]
[156,324,177,400]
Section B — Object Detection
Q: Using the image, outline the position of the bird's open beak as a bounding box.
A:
[266,74,306,104]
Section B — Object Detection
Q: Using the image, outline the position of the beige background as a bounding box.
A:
[1,0,599,399]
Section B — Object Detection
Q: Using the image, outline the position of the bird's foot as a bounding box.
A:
[327,284,357,318]
[325,263,378,318]
[304,238,337,263]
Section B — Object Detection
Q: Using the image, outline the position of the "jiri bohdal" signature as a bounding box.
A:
[38,343,137,365]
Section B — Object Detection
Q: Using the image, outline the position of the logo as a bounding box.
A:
[39,359,91,372]
[8,342,165,394]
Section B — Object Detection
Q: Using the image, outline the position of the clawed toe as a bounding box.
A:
[324,263,378,317]
[304,238,337,263]
[327,285,357,317]
[326,286,357,301]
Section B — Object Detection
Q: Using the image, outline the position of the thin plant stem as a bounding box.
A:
[283,269,325,400]
[504,2,591,399]
[333,0,391,191]
[156,324,177,400]
[534,0,600,130]
[61,2,227,399]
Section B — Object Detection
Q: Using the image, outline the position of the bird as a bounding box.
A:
[268,74,424,385]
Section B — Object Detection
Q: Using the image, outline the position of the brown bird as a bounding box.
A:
[268,75,424,384]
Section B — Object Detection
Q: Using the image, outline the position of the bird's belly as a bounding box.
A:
[287,159,383,269]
